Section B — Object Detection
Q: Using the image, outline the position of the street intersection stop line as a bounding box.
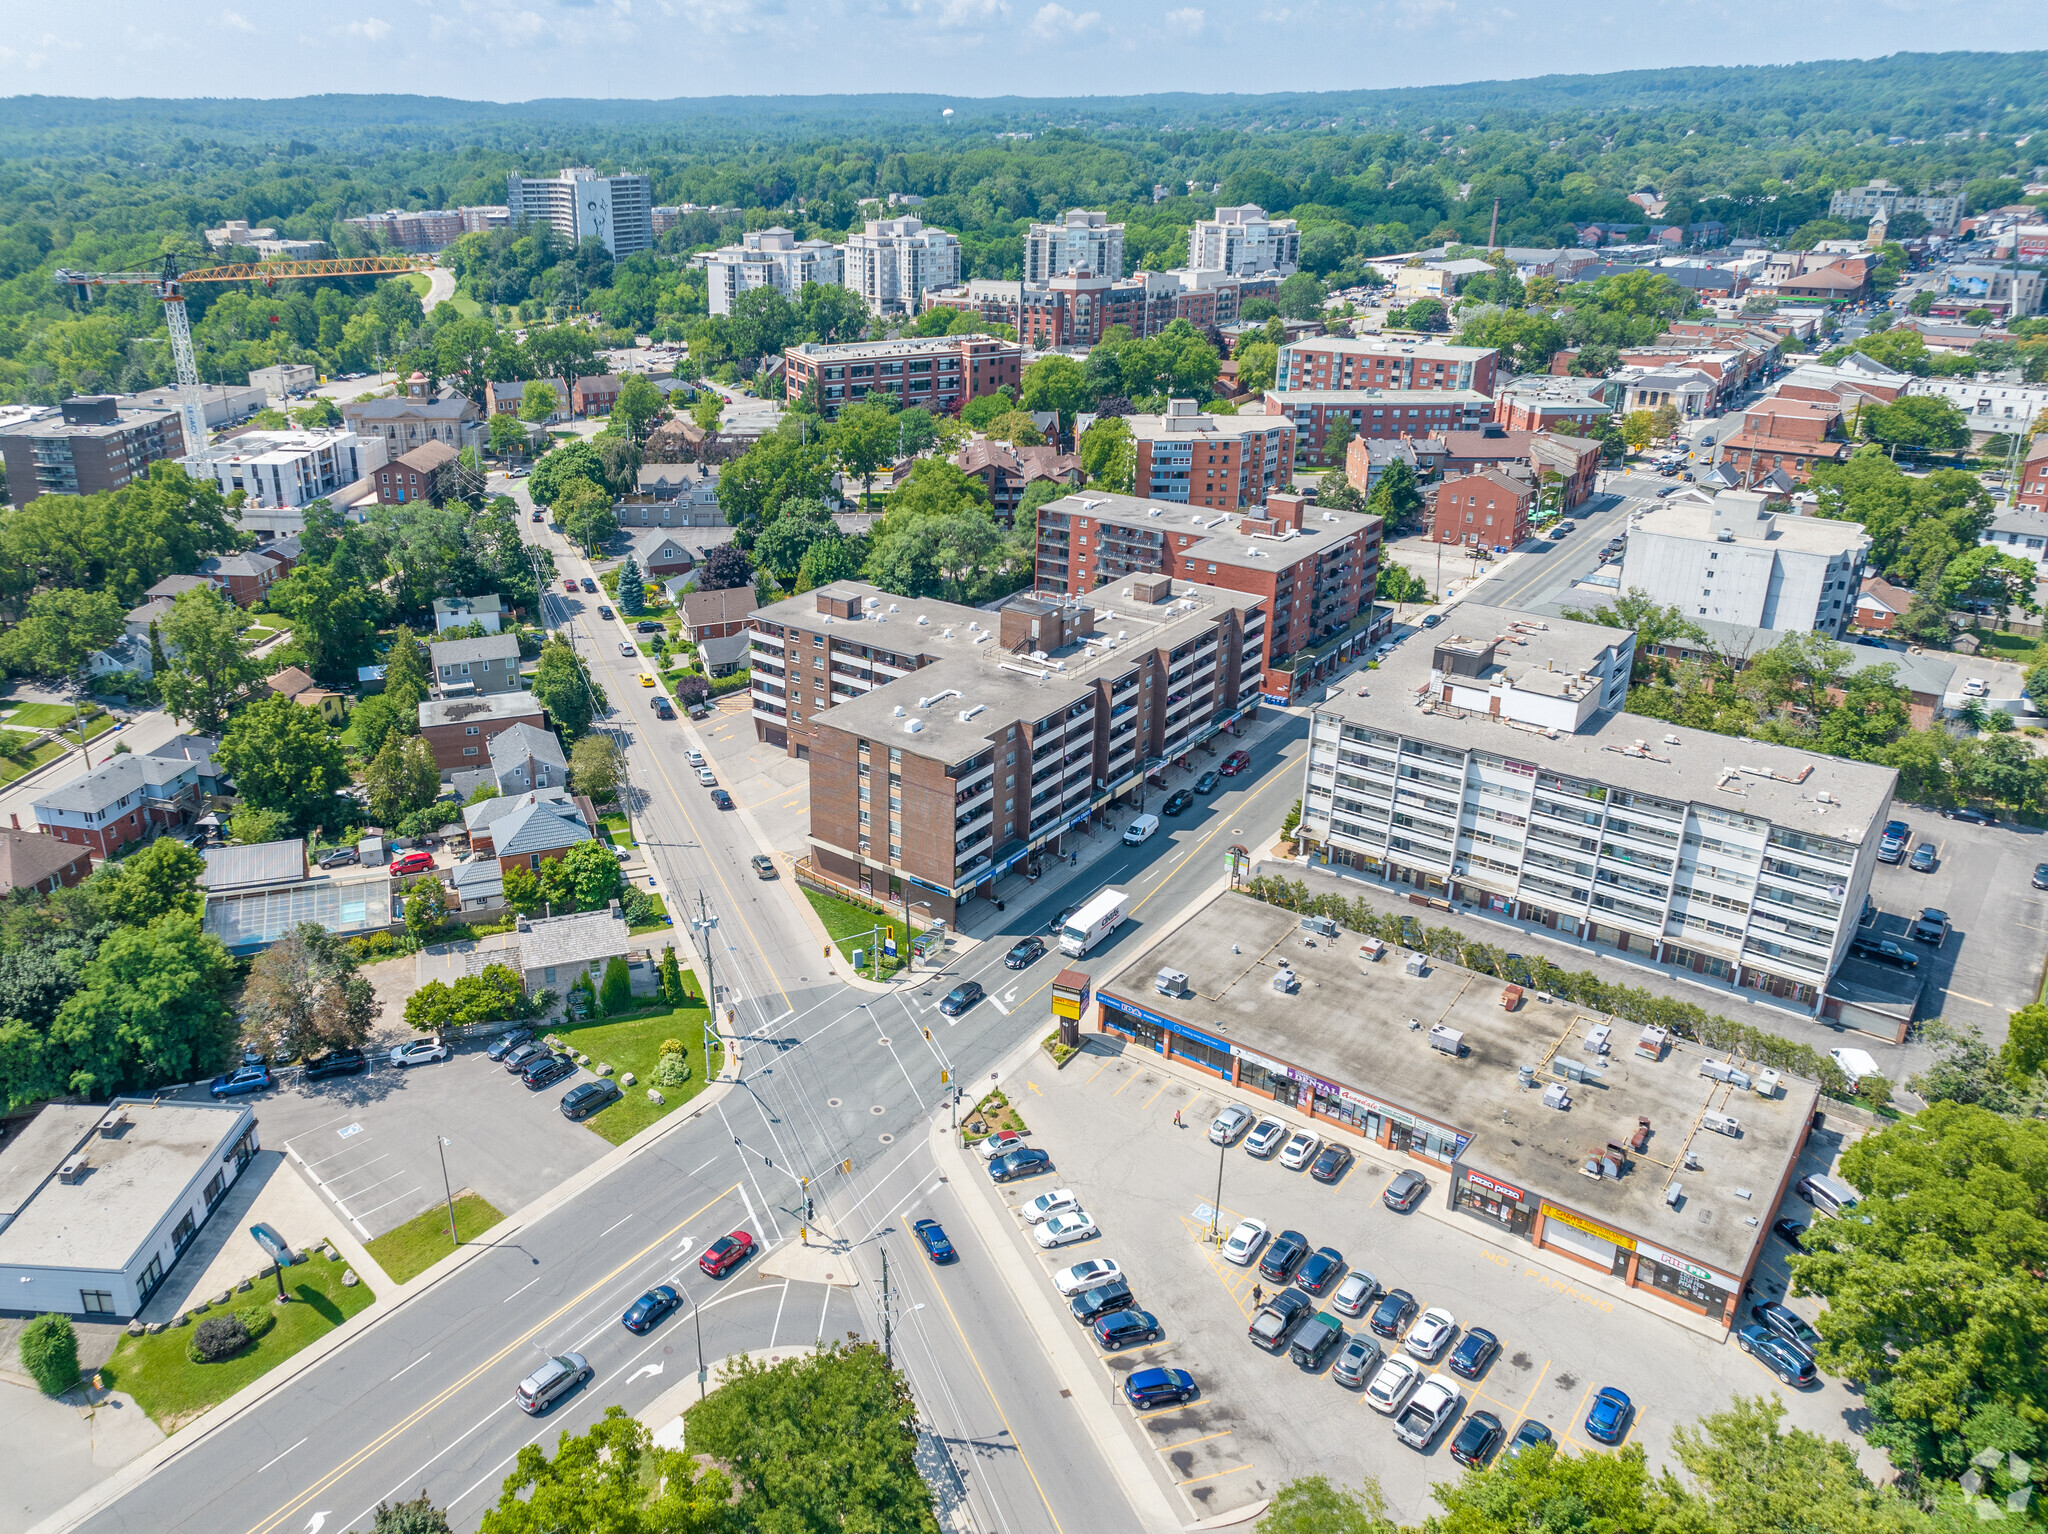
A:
[337,1124,364,1139]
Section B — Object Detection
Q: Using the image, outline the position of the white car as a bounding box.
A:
[1962,677,1988,697]
[685,749,704,766]
[1244,1119,1287,1158]
[1034,1212,1097,1249]
[1333,1270,1380,1318]
[976,1130,1026,1162]
[1279,1130,1322,1171]
[1364,1353,1422,1415]
[389,1039,451,1068]
[1221,1217,1268,1266]
[618,641,634,657]
[1020,1188,1080,1224]
[696,767,717,787]
[1393,1375,1463,1449]
[1209,1104,1253,1145]
[1404,1307,1457,1361]
[1052,1258,1121,1296]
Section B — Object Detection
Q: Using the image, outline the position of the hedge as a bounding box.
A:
[709,670,753,697]
[1236,876,1853,1099]
[20,1313,78,1395]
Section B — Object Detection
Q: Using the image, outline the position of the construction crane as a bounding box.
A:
[53,252,430,456]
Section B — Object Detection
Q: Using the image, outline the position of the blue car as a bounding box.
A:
[988,1147,1052,1183]
[209,1064,273,1098]
[1093,1309,1161,1349]
[621,1285,679,1333]
[1123,1366,1195,1410]
[1737,1324,1817,1387]
[913,1218,956,1263]
[1584,1385,1634,1444]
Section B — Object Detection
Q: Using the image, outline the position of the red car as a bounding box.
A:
[390,850,435,877]
[698,1229,754,1278]
[1219,750,1252,777]
[562,579,577,594]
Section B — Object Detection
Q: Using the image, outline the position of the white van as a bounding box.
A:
[1797,1173,1859,1218]
[1123,813,1160,846]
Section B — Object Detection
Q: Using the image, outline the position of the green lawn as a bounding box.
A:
[4,701,94,729]
[1972,631,2041,663]
[803,887,911,979]
[363,1192,506,1284]
[0,739,67,786]
[598,812,635,846]
[629,892,670,935]
[551,995,716,1146]
[100,1251,374,1431]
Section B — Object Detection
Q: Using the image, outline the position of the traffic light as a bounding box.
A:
[940,1070,950,1084]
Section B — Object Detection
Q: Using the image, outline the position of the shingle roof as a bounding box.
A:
[517,906,630,971]
[492,795,593,858]
[0,831,88,892]
[33,752,198,814]
[396,440,459,473]
[430,633,521,669]
[465,785,575,837]
[488,722,566,771]
[343,397,479,422]
[268,666,316,698]
[680,587,757,630]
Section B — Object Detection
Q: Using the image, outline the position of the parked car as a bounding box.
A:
[1878,819,1910,863]
[1052,1258,1121,1296]
[2034,862,2048,891]
[390,1039,451,1068]
[1450,1411,1504,1468]
[1071,1279,1136,1324]
[561,1079,622,1120]
[1093,1309,1160,1349]
[1290,1310,1344,1371]
[975,1129,1026,1162]
[913,1218,956,1263]
[989,1147,1051,1182]
[1021,1188,1081,1224]
[1911,907,1950,944]
[1123,1367,1195,1410]
[939,981,984,1017]
[390,850,434,877]
[1160,789,1195,817]
[1393,1375,1462,1449]
[1208,1104,1253,1145]
[1584,1385,1634,1444]
[709,789,734,809]
[621,1286,679,1333]
[1750,1299,1822,1356]
[1420,613,1444,629]
[1737,1324,1817,1387]
[1961,677,1988,697]
[1945,807,1997,827]
[520,1052,575,1089]
[1219,750,1252,776]
[1369,1287,1418,1339]
[1332,1270,1381,1318]
[485,1027,534,1061]
[1194,771,1221,794]
[1772,1216,1807,1250]
[1449,1326,1499,1378]
[1849,937,1919,970]
[651,697,674,720]
[751,855,777,879]
[698,1229,755,1277]
[1505,1419,1555,1460]
[1248,1289,1313,1353]
[1383,1170,1428,1212]
[1244,1119,1287,1158]
[636,620,664,633]
[209,1064,273,1098]
[1221,1217,1269,1266]
[1333,1334,1383,1389]
[302,1048,368,1081]
[515,1352,591,1415]
[1309,1143,1353,1183]
[1258,1229,1309,1283]
[319,847,360,869]
[503,1041,549,1074]
[1004,937,1046,969]
[1297,1246,1344,1296]
[1404,1306,1457,1362]
[695,766,715,785]
[580,578,597,593]
[1278,1131,1322,1171]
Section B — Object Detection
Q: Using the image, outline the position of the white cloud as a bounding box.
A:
[219,9,257,32]
[908,0,1010,23]
[1164,5,1205,28]
[1391,0,1454,27]
[1030,1,1100,38]
[344,16,393,40]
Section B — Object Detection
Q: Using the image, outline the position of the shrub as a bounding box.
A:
[654,1050,692,1087]
[599,955,633,1015]
[191,1313,251,1362]
[20,1314,79,1395]
[659,1037,685,1056]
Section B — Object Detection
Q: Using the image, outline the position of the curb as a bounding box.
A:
[27,1015,748,1534]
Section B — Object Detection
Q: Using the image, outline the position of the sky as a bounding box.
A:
[6,0,2048,101]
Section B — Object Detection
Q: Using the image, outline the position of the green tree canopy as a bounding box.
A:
[217,693,349,833]
[46,913,236,1101]
[156,585,261,734]
[529,637,596,738]
[97,836,205,927]
[480,1405,726,1534]
[240,922,380,1060]
[528,440,608,506]
[0,587,124,679]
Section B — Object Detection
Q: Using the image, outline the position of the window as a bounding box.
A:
[463,746,478,756]
[137,1255,164,1301]
[172,1212,197,1252]
[466,725,480,736]
[80,1290,113,1314]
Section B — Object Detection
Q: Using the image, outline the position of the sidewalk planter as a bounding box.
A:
[1041,1030,1080,1068]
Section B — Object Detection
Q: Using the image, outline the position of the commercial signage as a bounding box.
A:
[1104,993,1182,1036]
[1540,1203,1636,1252]
[1634,1240,1737,1294]
[1463,1169,1525,1202]
[1051,993,1085,1020]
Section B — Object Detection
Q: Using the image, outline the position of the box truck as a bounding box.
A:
[1059,889,1129,958]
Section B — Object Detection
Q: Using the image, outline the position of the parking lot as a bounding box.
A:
[178,1037,610,1242]
[970,1038,1870,1525]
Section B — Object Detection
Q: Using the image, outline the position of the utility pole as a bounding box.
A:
[881,1243,893,1364]
[1210,1135,1226,1246]
[436,1135,459,1250]
[1488,198,1500,252]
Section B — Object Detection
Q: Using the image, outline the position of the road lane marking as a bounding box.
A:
[501,1273,545,1305]
[387,1353,432,1382]
[256,1437,307,1474]
[988,994,1011,1015]
[598,1212,636,1237]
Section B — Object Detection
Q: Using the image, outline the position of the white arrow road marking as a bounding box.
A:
[630,1362,664,1382]
[988,995,1011,1016]
[671,1238,695,1260]
[306,1514,330,1534]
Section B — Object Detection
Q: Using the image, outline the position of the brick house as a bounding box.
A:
[951,440,1083,520]
[375,440,459,505]
[1430,469,1536,551]
[463,788,594,870]
[1492,380,1613,435]
[418,693,549,774]
[430,632,524,698]
[197,547,294,608]
[2016,442,2048,516]
[1,828,94,893]
[628,529,700,580]
[678,587,758,678]
[1719,398,1851,486]
[1855,576,1915,632]
[571,375,623,417]
[32,752,208,859]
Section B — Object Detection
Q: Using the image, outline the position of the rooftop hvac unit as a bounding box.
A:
[56,1156,91,1184]
[1754,1068,1782,1098]
[1517,1063,1536,1088]
[1700,1058,1734,1083]
[1584,1025,1612,1055]
[1428,1024,1466,1057]
[1552,1056,1589,1084]
[1637,1025,1669,1061]
[1541,1083,1571,1111]
[1702,1111,1741,1138]
[1271,969,1300,994]
[1665,1182,1684,1207]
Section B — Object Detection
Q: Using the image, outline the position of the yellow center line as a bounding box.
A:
[1155,1428,1233,1454]
[1177,1463,1254,1487]
[242,1184,743,1534]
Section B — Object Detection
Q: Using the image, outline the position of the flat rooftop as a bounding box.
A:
[1124,411,1292,440]
[1289,337,1497,361]
[1043,490,1380,575]
[1324,601,1897,828]
[786,334,1009,360]
[1105,890,1817,1276]
[1631,503,1870,557]
[1263,388,1492,408]
[0,1099,252,1271]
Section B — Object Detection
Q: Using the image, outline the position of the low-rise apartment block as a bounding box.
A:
[1430,469,1536,551]
[1277,338,1498,398]
[431,633,523,698]
[1493,378,1614,434]
[1128,399,1294,510]
[751,579,1267,921]
[1261,388,1493,460]
[1622,490,1870,636]
[419,693,549,773]
[0,395,186,506]
[342,206,508,252]
[1718,398,1851,485]
[186,428,381,510]
[1296,602,1895,1013]
[782,334,1021,420]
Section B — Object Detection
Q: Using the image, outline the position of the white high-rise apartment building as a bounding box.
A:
[1187,205,1300,277]
[842,216,962,316]
[506,168,654,258]
[696,228,846,316]
[1620,490,1871,637]
[1025,210,1125,281]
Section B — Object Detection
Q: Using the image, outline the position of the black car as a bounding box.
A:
[561,1079,622,1120]
[1849,937,1918,970]
[1258,1229,1309,1283]
[1773,1217,1808,1251]
[579,578,597,593]
[989,1147,1052,1183]
[1750,1299,1822,1356]
[1369,1287,1418,1338]
[1944,806,1998,826]
[521,1052,576,1090]
[1309,1144,1353,1184]
[1160,789,1195,817]
[1505,1419,1554,1460]
[1093,1309,1161,1349]
[1004,937,1045,969]
[710,789,734,809]
[1911,908,1950,945]
[1383,1171,1428,1212]
[1296,1246,1344,1296]
[1047,905,1076,935]
[597,604,614,620]
[939,981,984,1017]
[1194,771,1220,794]
[1450,1411,1504,1469]
[1909,842,1938,873]
[2034,863,2048,891]
[1449,1326,1499,1379]
[486,1027,535,1062]
[302,1048,368,1081]
[635,619,664,633]
[504,1041,548,1073]
[1071,1279,1136,1323]
[621,1285,679,1333]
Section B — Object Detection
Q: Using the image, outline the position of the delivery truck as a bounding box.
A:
[1059,888,1130,958]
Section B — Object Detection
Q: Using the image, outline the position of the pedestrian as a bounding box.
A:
[1252,1283,1263,1308]
[1071,849,1079,867]
[1173,1107,1182,1128]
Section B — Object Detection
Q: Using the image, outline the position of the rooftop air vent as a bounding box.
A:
[57,1156,91,1184]
[958,704,986,723]
[904,719,924,734]
[917,614,929,625]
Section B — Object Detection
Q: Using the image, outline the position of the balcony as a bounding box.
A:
[955,803,994,837]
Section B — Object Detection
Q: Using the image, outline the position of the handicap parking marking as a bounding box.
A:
[336,1123,364,1139]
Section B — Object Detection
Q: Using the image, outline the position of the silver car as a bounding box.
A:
[1333,1334,1383,1389]
[1332,1269,1381,1318]
[1209,1105,1252,1146]
[515,1351,591,1415]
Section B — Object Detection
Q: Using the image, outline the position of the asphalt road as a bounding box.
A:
[1460,490,1649,615]
[63,490,1310,1534]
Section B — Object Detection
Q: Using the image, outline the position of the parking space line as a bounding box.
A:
[1512,1358,1551,1420]
[1109,1071,1140,1099]
[1154,1429,1232,1454]
[354,1185,425,1221]
[1138,1079,1170,1115]
[1177,1463,1253,1487]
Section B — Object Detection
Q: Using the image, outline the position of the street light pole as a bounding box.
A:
[436,1135,459,1250]
[1210,1135,1226,1247]
[690,1286,707,1402]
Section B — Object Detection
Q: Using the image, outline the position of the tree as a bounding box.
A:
[537,840,625,914]
[432,317,524,407]
[99,837,205,927]
[529,638,596,738]
[715,428,834,531]
[616,554,647,616]
[689,391,723,434]
[487,411,530,460]
[1366,457,1424,532]
[366,732,440,827]
[156,586,261,733]
[479,1405,727,1534]
[1254,1475,1397,1534]
[557,477,617,555]
[657,945,686,1006]
[406,964,530,1032]
[612,372,664,441]
[698,544,753,591]
[19,1314,79,1397]
[524,325,601,401]
[1457,308,1567,373]
[0,460,239,611]
[1276,272,1326,320]
[752,499,837,581]
[598,954,632,1015]
[570,732,626,804]
[1322,414,1355,467]
[1017,478,1068,524]
[1864,394,1970,454]
[1019,354,1089,430]
[1427,1443,1657,1534]
[241,922,380,1060]
[46,913,236,1100]
[832,396,899,507]
[1939,545,2040,618]
[500,864,543,917]
[1589,411,1628,464]
[404,877,451,942]
[1235,340,1280,395]
[1564,587,1708,659]
[1394,297,1449,333]
[267,563,384,686]
[381,626,432,718]
[0,588,124,678]
[369,1494,452,1534]
[218,694,349,834]
[983,410,1046,447]
[527,440,607,507]
[1078,417,1133,488]
[1621,409,1658,450]
[797,533,862,591]
[228,804,293,846]
[1376,564,1430,605]
[1649,401,1681,441]
[515,379,559,425]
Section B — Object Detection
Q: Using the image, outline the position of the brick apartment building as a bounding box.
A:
[1034,490,1383,700]
[952,440,1083,520]
[922,269,1282,349]
[418,693,549,773]
[1430,469,1538,551]
[1492,379,1613,434]
[375,441,459,505]
[1261,389,1492,461]
[1128,400,1295,510]
[1365,428,1601,511]
[571,375,623,417]
[32,750,209,860]
[1277,338,1499,397]
[2018,442,2048,515]
[1719,398,1851,485]
[0,395,186,506]
[751,579,1267,920]
[782,334,1022,420]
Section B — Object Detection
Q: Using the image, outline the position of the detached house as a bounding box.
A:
[33,751,209,859]
[476,791,596,875]
[418,693,548,773]
[488,722,567,794]
[430,633,523,698]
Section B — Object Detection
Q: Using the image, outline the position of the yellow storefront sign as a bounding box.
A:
[1540,1203,1636,1251]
